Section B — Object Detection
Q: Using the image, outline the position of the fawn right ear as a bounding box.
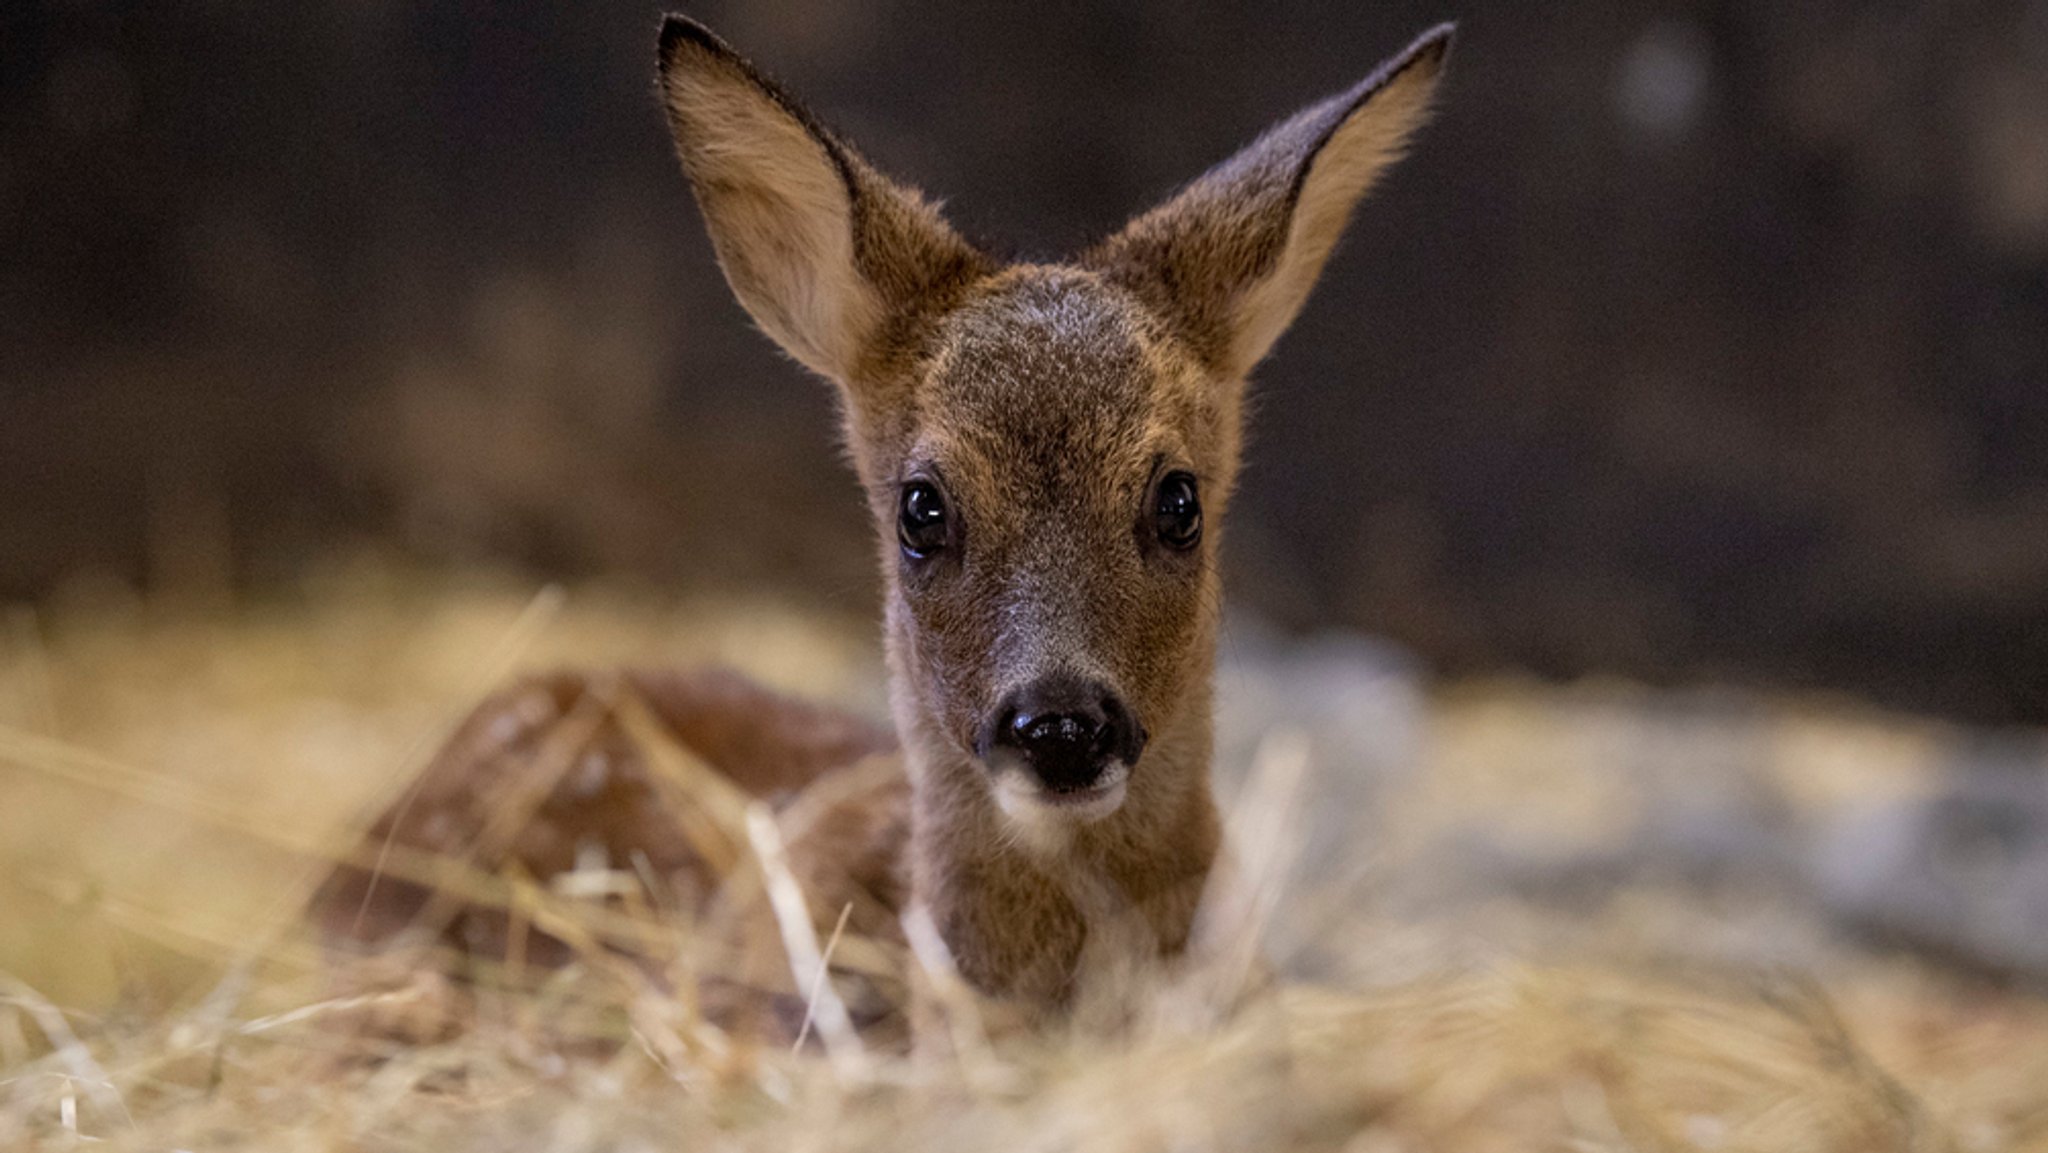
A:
[1087,24,1452,383]
[657,16,988,391]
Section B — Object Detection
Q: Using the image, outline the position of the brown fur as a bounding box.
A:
[656,14,1449,1017]
[313,15,1450,1031]
[310,668,897,962]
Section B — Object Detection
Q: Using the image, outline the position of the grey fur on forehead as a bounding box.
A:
[904,275,1181,510]
[932,273,1153,404]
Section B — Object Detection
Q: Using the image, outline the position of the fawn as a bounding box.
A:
[316,14,1451,1034]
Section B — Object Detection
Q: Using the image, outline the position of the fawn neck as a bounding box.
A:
[887,594,1223,1005]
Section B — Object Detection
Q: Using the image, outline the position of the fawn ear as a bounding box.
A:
[657,16,988,389]
[1087,24,1452,382]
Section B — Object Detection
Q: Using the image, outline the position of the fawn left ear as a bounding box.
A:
[657,15,989,392]
[1086,24,1452,383]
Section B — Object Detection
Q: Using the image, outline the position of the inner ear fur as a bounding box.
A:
[1084,24,1453,382]
[657,16,989,389]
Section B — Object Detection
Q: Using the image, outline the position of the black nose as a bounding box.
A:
[982,675,1145,792]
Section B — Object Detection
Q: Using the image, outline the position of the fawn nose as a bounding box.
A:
[982,676,1145,792]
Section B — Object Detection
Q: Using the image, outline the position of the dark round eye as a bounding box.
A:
[898,481,950,559]
[1154,471,1202,550]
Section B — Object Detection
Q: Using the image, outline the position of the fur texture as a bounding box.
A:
[658,13,1450,1017]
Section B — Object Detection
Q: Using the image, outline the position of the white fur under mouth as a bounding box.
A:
[991,761,1130,828]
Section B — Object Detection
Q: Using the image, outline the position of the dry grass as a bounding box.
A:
[3,558,2046,1152]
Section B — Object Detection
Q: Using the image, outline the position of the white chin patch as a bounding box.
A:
[991,762,1129,851]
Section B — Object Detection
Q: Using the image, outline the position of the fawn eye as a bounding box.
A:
[1154,472,1202,550]
[898,481,950,559]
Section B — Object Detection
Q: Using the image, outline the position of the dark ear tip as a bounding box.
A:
[1408,21,1458,68]
[657,14,730,69]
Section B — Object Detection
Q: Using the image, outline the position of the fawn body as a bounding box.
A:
[317,14,1450,1030]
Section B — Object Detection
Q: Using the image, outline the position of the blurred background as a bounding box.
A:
[6,9,2048,1141]
[4,0,2047,721]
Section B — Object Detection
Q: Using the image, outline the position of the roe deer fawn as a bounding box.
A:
[315,13,1451,1036]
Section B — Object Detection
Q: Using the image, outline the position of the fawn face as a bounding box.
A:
[879,268,1232,825]
[658,16,1448,834]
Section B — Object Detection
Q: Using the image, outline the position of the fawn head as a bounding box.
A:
[658,16,1448,838]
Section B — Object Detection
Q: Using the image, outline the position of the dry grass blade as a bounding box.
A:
[0,974,130,1131]
[745,802,869,1083]
[351,584,567,936]
[612,682,754,876]
[793,902,854,1054]
[0,724,256,833]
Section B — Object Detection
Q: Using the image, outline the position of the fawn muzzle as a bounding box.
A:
[979,674,1146,795]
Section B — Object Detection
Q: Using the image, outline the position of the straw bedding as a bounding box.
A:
[2,563,2043,1151]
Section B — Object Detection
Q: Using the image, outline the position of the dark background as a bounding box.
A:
[5,1,2046,722]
